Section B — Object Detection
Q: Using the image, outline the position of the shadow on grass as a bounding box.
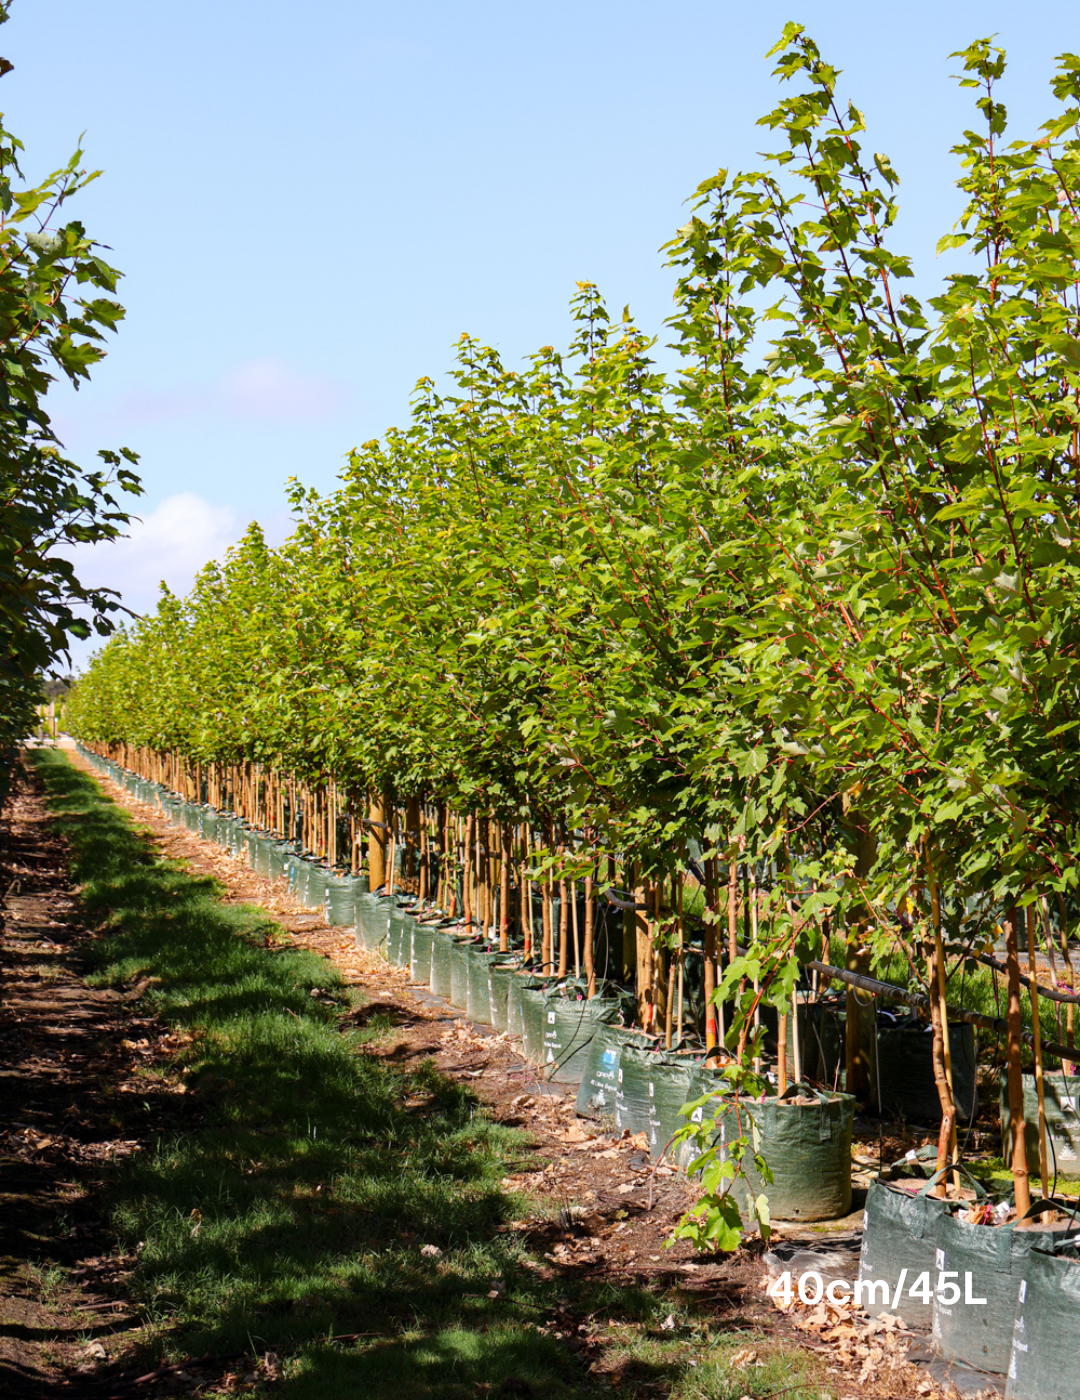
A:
[30,751,831,1400]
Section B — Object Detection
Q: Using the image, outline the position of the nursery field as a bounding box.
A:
[17,19,1080,1400]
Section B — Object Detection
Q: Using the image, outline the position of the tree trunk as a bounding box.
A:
[1004,901,1031,1216]
[368,791,388,893]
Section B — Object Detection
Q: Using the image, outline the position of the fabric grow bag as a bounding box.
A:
[449,937,474,1008]
[360,893,393,954]
[1006,1243,1080,1399]
[858,1168,974,1329]
[933,1204,1067,1375]
[326,875,363,927]
[265,841,287,883]
[409,918,437,986]
[487,960,520,1033]
[430,927,455,998]
[198,808,220,843]
[575,1021,631,1120]
[386,901,411,966]
[467,946,503,1025]
[1001,1072,1080,1177]
[540,989,621,1084]
[615,1036,666,1135]
[876,1016,978,1124]
[520,984,556,1063]
[640,1049,711,1160]
[506,968,546,1039]
[726,1085,855,1223]
[301,862,330,910]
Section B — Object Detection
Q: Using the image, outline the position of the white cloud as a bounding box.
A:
[60,492,293,673]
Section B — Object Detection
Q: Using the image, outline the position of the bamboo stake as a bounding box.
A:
[676,868,685,1045]
[929,860,959,1190]
[703,856,718,1051]
[1026,905,1050,1202]
[1005,901,1032,1216]
[584,856,595,999]
[777,1012,788,1095]
[499,822,511,952]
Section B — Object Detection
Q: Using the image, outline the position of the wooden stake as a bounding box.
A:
[1005,901,1032,1216]
[1027,905,1050,1201]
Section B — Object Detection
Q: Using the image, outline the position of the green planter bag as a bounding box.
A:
[387,901,411,966]
[325,874,363,926]
[520,983,559,1063]
[642,1049,710,1160]
[1006,1242,1080,1399]
[615,1037,665,1135]
[575,1022,630,1120]
[487,960,521,1032]
[430,927,455,998]
[358,892,392,953]
[933,1202,1067,1375]
[858,1167,979,1328]
[723,1084,855,1223]
[301,862,330,911]
[1001,1072,1080,1177]
[876,1016,978,1124]
[449,936,474,1008]
[540,989,621,1084]
[467,946,503,1025]
[506,969,547,1040]
[409,917,438,985]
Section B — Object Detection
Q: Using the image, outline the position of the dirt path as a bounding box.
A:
[0,765,160,1396]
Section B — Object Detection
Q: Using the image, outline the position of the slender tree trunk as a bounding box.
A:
[1005,901,1031,1216]
[368,791,388,893]
[584,866,595,999]
[499,823,511,953]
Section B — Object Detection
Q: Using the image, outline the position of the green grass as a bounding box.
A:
[30,749,833,1399]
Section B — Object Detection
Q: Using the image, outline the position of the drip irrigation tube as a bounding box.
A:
[807,959,1078,1063]
[973,950,1080,1005]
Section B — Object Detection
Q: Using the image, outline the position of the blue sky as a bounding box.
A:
[7,0,1078,665]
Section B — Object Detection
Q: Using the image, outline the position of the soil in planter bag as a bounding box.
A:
[858,1166,981,1329]
[1001,1071,1080,1177]
[540,988,621,1084]
[933,1201,1068,1376]
[723,1084,855,1223]
[1006,1241,1080,1400]
[875,1014,978,1124]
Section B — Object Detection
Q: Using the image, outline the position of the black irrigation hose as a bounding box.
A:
[973,950,1080,1005]
[806,959,1080,1065]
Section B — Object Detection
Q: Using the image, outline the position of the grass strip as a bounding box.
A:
[31,749,831,1400]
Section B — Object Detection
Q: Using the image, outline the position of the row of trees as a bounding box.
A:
[70,29,1080,1214]
[0,0,140,799]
